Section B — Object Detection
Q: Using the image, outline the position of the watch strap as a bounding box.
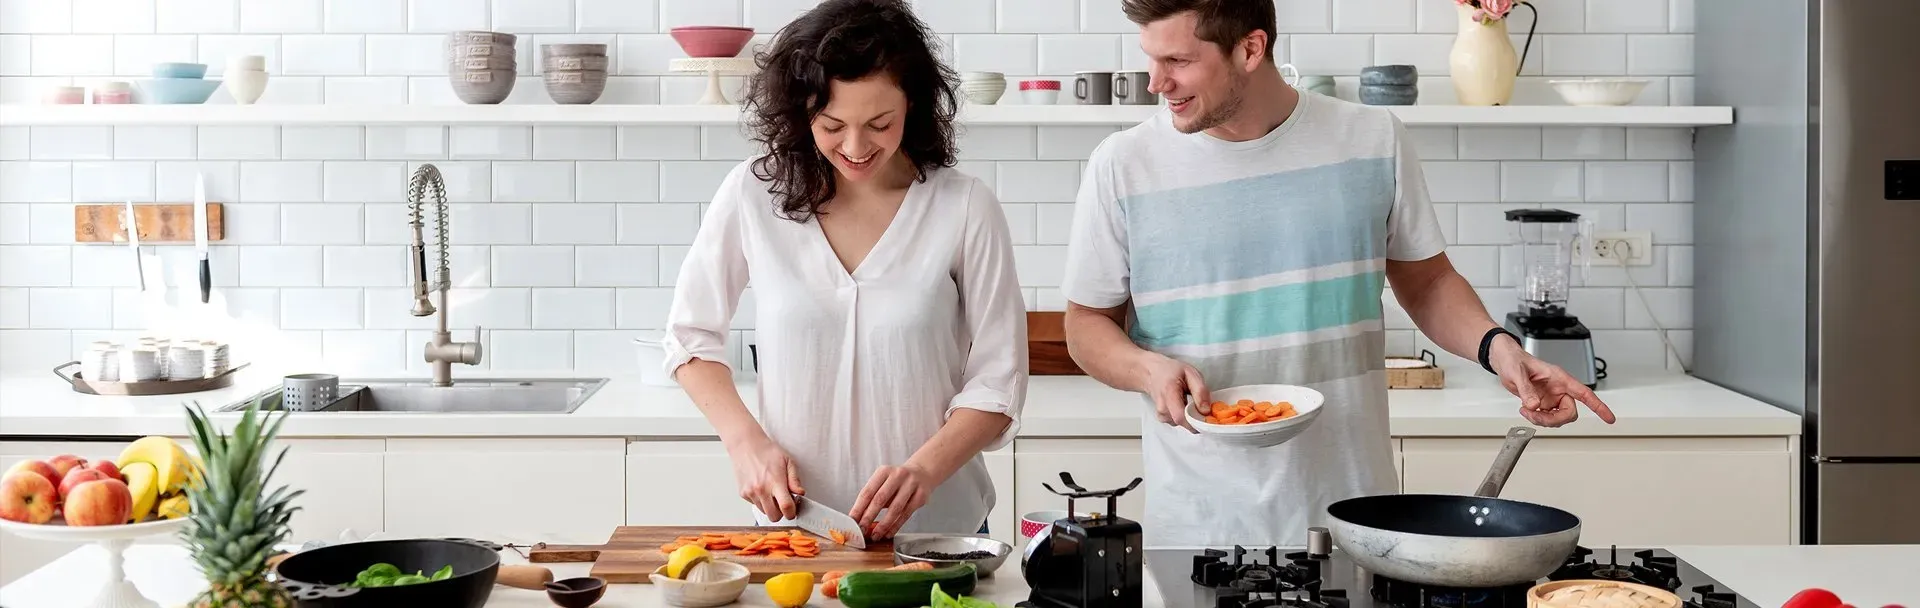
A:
[1478,327,1518,375]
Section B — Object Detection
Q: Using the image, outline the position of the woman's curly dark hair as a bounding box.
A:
[743,0,961,223]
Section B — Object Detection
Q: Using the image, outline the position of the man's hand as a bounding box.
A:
[1139,351,1209,433]
[1488,338,1617,427]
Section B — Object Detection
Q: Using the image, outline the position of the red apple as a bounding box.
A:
[85,460,123,482]
[62,478,131,527]
[0,470,58,524]
[46,455,87,480]
[58,468,109,501]
[4,460,59,489]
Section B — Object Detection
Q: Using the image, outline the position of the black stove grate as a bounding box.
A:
[1683,584,1739,608]
[1548,546,1683,591]
[1368,575,1533,608]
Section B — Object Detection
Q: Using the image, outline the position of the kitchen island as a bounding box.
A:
[1,368,1804,584]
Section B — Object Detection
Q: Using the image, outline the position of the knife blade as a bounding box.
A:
[792,495,867,549]
[123,200,145,292]
[193,172,210,303]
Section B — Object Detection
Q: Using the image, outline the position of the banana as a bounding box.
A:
[123,462,160,522]
[157,493,190,519]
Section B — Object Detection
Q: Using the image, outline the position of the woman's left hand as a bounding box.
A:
[850,463,935,540]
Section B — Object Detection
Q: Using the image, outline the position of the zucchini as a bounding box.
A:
[836,563,979,608]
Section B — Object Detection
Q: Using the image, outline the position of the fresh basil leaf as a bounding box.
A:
[391,574,431,586]
[431,565,454,581]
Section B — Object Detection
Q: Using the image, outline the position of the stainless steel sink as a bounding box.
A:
[221,378,609,414]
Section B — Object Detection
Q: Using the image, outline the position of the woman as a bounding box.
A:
[661,0,1028,540]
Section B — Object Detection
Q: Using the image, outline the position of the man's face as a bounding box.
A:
[1139,12,1249,134]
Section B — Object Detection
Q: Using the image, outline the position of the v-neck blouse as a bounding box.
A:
[662,160,1029,534]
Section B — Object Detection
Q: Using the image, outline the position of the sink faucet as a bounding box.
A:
[408,164,482,387]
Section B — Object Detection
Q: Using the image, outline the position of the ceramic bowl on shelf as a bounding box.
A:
[449,69,516,104]
[670,26,755,58]
[448,30,516,46]
[541,43,608,59]
[150,62,207,79]
[135,78,222,104]
[1019,79,1061,104]
[544,70,608,104]
[1549,78,1651,106]
[1183,384,1325,448]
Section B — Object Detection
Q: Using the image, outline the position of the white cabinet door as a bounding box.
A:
[625,441,751,526]
[1399,437,1794,546]
[385,438,626,544]
[0,441,137,585]
[272,439,384,545]
[1011,439,1145,543]
[984,445,1016,546]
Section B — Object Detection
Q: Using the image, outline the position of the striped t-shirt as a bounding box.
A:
[1061,91,1446,548]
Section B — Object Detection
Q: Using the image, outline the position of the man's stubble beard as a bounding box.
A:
[1174,70,1248,135]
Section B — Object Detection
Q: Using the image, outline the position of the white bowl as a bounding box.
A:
[963,84,1005,104]
[1184,384,1325,448]
[1548,78,1650,106]
[650,561,750,608]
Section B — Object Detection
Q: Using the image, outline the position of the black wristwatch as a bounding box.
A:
[1477,327,1519,375]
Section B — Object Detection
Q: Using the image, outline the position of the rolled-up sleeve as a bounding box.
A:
[946,178,1030,452]
[662,163,753,378]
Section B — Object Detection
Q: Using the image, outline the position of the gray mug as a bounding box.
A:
[1112,71,1156,105]
[1074,71,1113,105]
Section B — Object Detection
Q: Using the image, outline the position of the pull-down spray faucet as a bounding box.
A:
[408,164,482,386]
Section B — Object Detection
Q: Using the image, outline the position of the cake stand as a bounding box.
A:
[0,516,191,608]
[669,57,758,104]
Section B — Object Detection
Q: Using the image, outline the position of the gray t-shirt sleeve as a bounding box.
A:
[1385,116,1449,262]
[1062,139,1131,309]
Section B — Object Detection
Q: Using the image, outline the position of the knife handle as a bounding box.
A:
[198,258,211,303]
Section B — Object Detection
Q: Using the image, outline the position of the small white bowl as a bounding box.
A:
[1548,78,1650,106]
[650,561,750,608]
[1022,90,1058,105]
[1184,384,1325,448]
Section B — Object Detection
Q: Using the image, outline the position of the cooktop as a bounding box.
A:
[1142,543,1759,608]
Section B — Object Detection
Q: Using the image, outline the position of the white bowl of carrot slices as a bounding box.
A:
[1185,384,1325,448]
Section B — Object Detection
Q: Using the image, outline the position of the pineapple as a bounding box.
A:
[180,397,305,608]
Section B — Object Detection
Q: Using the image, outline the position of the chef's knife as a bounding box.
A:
[123,200,145,292]
[793,495,867,549]
[193,172,210,303]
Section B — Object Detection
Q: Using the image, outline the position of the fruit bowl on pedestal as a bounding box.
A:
[0,516,190,608]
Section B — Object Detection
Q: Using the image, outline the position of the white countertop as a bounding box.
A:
[1668,545,1917,607]
[0,367,1800,438]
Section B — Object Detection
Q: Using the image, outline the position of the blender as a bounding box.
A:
[1502,209,1605,387]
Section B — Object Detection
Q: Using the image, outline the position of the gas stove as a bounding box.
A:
[1144,532,1760,608]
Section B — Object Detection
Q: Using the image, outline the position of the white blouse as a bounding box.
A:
[662,160,1029,534]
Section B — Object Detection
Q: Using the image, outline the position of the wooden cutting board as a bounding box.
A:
[1028,311,1084,375]
[527,527,897,584]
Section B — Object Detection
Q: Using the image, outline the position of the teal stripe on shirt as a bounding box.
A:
[1119,157,1394,294]
[1130,271,1386,348]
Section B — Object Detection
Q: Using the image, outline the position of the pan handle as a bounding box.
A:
[1474,426,1536,498]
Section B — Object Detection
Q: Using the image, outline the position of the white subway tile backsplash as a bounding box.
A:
[1667,161,1691,202]
[240,0,320,33]
[73,0,155,33]
[1446,244,1500,286]
[321,329,406,372]
[491,0,572,32]
[1542,127,1625,160]
[1543,35,1626,76]
[952,35,1037,75]
[260,77,329,104]
[745,0,816,31]
[1077,0,1133,33]
[1372,34,1451,75]
[995,0,1073,33]
[0,205,26,243]
[154,0,235,33]
[1668,0,1693,33]
[1667,245,1692,286]
[1624,286,1689,329]
[1414,0,1459,33]
[657,161,735,202]
[1585,0,1667,33]
[1000,203,1035,245]
[1458,127,1542,160]
[198,126,280,159]
[367,127,447,159]
[1420,161,1499,202]
[488,329,572,370]
[239,245,322,286]
[491,161,574,202]
[534,288,614,329]
[1580,244,1666,287]
[1429,203,1457,243]
[72,161,156,202]
[910,0,991,33]
[1406,127,1456,160]
[28,204,73,243]
[1625,128,1691,160]
[576,245,657,287]
[325,76,409,103]
[364,34,446,75]
[0,287,26,327]
[1335,0,1416,32]
[576,0,656,33]
[1037,35,1120,75]
[279,204,365,244]
[0,37,26,75]
[700,125,757,159]
[112,126,194,159]
[618,203,700,245]
[657,245,687,286]
[1290,35,1373,75]
[156,160,240,201]
[323,162,405,202]
[241,161,323,202]
[576,161,659,203]
[659,0,742,27]
[959,126,1037,161]
[0,246,71,286]
[598,76,662,104]
[1568,288,1625,329]
[1583,161,1666,202]
[532,126,616,160]
[1035,126,1116,161]
[197,35,281,76]
[31,126,112,160]
[1,0,74,34]
[111,35,193,76]
[616,287,673,329]
[282,287,362,329]
[0,162,72,202]
[282,35,364,75]
[613,34,679,76]
[534,203,616,244]
[1625,202,1690,244]
[618,126,701,160]
[406,0,487,33]
[323,245,405,286]
[1527,0,1587,33]
[451,203,532,244]
[1500,161,1581,202]
[283,126,365,159]
[995,161,1077,203]
[1276,0,1333,33]
[1557,202,1625,232]
[29,288,112,328]
[1627,35,1690,75]
[1452,204,1512,246]
[219,202,279,244]
[491,245,573,287]
[409,160,489,202]
[1012,245,1066,287]
[1034,203,1076,245]
[450,126,531,160]
[326,0,405,32]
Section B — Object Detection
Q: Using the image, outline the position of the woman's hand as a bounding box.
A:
[728,436,805,522]
[849,463,936,540]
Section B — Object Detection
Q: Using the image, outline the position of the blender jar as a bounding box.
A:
[1504,209,1590,316]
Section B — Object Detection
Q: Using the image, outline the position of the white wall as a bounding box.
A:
[0,0,1697,375]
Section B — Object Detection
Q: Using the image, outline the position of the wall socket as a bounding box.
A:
[1579,230,1654,266]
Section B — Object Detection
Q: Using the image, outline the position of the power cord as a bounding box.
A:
[1599,239,1692,373]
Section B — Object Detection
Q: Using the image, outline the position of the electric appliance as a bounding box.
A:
[1019,473,1144,608]
[1500,209,1604,388]
[1694,0,1920,544]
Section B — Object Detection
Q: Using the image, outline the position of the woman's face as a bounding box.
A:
[811,75,908,184]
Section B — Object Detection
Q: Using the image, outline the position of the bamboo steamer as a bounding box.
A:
[1528,580,1681,608]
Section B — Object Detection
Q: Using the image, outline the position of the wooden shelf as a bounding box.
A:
[0,103,1734,127]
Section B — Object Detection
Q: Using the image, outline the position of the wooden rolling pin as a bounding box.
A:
[265,553,553,590]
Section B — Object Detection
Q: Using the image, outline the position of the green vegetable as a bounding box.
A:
[348,562,457,588]
[838,563,978,608]
[930,583,1002,608]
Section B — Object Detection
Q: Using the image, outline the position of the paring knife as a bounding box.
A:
[193,172,210,303]
[123,201,145,292]
[793,495,868,549]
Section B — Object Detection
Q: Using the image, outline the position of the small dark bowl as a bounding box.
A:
[1359,65,1419,86]
[546,577,608,608]
[1359,84,1419,105]
[274,538,502,607]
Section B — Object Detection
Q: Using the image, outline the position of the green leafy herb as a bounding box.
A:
[929,583,1002,608]
[348,562,455,588]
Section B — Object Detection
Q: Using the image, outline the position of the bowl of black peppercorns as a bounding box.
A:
[893,536,1013,577]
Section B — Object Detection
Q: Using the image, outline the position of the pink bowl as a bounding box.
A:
[670,26,755,58]
[1020,510,1086,539]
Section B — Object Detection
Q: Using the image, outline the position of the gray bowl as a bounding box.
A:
[449,31,516,46]
[541,43,608,58]
[1360,64,1418,86]
[448,43,513,58]
[544,54,610,72]
[451,69,517,104]
[544,71,607,104]
[1359,83,1418,105]
[892,536,1011,578]
[451,55,517,71]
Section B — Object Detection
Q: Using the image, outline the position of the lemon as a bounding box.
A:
[765,571,815,608]
[665,544,711,580]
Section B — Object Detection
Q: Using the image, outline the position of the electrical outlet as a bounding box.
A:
[1580,231,1654,266]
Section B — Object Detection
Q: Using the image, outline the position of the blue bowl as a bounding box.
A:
[150,62,208,79]
[136,78,222,104]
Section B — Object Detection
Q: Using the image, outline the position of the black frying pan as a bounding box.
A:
[1325,426,1582,588]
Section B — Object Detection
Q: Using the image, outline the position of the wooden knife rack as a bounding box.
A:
[73,202,225,243]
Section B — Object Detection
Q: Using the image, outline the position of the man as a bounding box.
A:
[1060,0,1617,548]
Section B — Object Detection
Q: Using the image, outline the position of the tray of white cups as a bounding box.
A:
[54,337,247,396]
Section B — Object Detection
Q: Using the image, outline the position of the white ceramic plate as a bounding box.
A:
[1184,384,1325,448]
[0,515,188,542]
[1548,78,1650,106]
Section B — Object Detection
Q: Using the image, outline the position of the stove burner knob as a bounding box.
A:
[1307,527,1331,557]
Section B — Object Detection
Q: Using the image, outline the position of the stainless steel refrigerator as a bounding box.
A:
[1694,0,1920,544]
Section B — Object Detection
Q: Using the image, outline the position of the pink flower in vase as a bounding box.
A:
[1480,0,1516,20]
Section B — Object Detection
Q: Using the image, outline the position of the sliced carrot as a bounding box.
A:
[888,562,936,571]
[829,529,849,545]
[767,549,794,558]
[729,535,755,549]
